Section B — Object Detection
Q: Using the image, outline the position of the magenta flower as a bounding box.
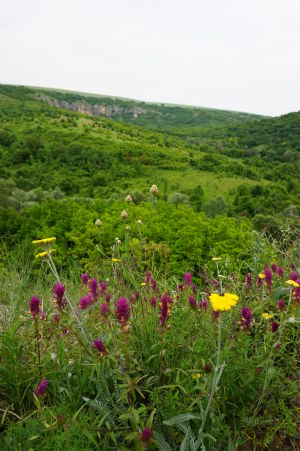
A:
[231,273,235,281]
[184,272,192,286]
[271,263,277,273]
[35,378,48,397]
[271,321,279,333]
[141,427,152,443]
[79,295,92,310]
[204,363,212,373]
[189,296,196,308]
[293,282,300,305]
[264,268,272,290]
[212,279,218,289]
[159,293,171,328]
[277,266,283,277]
[198,300,207,311]
[105,293,111,302]
[130,294,135,303]
[290,271,298,281]
[291,263,296,270]
[135,290,140,300]
[115,297,131,325]
[81,273,89,285]
[30,296,40,318]
[93,339,108,355]
[100,281,106,294]
[240,307,252,329]
[151,276,157,291]
[151,297,157,308]
[256,276,262,288]
[145,271,151,285]
[54,313,60,322]
[277,299,285,311]
[100,302,109,316]
[245,272,252,290]
[178,284,184,292]
[89,278,98,300]
[53,283,66,309]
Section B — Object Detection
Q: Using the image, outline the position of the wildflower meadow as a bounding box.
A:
[0,187,299,450]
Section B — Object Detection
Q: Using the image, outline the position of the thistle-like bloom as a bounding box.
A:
[189,296,196,308]
[35,378,48,397]
[240,307,252,329]
[32,237,56,246]
[277,266,283,277]
[53,283,66,309]
[277,299,285,311]
[137,219,142,225]
[271,263,277,273]
[115,297,131,325]
[141,427,153,442]
[95,218,101,227]
[271,321,279,333]
[209,293,238,311]
[150,184,158,195]
[93,339,108,355]
[121,210,128,219]
[89,278,98,300]
[30,296,40,318]
[184,272,192,286]
[81,273,89,285]
[245,272,252,290]
[125,194,132,203]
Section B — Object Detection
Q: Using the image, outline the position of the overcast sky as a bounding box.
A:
[1,0,300,116]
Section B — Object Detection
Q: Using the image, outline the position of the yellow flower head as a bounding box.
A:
[258,273,265,279]
[286,280,299,288]
[140,282,146,286]
[262,312,273,320]
[112,258,120,263]
[212,257,222,261]
[192,373,202,379]
[32,237,56,246]
[36,249,56,259]
[209,292,238,311]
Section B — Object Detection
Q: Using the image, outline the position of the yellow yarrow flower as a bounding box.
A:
[212,257,222,261]
[286,280,299,288]
[32,237,56,246]
[140,282,146,286]
[192,373,202,379]
[262,312,273,320]
[258,273,265,279]
[209,292,238,311]
[36,249,56,259]
[112,258,120,263]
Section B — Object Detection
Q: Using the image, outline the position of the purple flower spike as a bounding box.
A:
[264,268,273,290]
[240,307,252,329]
[35,378,48,397]
[277,266,283,277]
[100,302,108,316]
[53,283,66,309]
[277,299,285,311]
[100,281,106,294]
[188,296,196,308]
[30,296,40,318]
[81,273,89,285]
[184,272,192,286]
[290,271,298,281]
[245,272,252,290]
[271,263,277,273]
[93,339,108,355]
[89,278,98,300]
[151,297,157,308]
[271,321,279,333]
[141,427,152,442]
[115,297,131,325]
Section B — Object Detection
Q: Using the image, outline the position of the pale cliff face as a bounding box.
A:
[37,94,146,119]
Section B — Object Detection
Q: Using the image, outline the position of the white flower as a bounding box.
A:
[125,194,132,203]
[137,219,142,225]
[95,218,101,227]
[150,184,158,195]
[68,372,72,378]
[288,316,296,323]
[126,225,131,231]
[51,353,56,360]
[121,210,128,219]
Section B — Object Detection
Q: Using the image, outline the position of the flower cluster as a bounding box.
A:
[209,293,238,312]
[115,297,131,326]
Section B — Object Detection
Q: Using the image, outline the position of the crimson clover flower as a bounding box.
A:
[100,281,106,294]
[100,302,109,316]
[151,276,157,291]
[264,268,273,290]
[35,378,48,397]
[271,263,277,273]
[188,296,196,308]
[151,297,157,308]
[184,272,192,286]
[271,321,279,333]
[290,271,298,281]
[79,295,92,310]
[115,297,131,325]
[277,266,283,277]
[277,299,285,311]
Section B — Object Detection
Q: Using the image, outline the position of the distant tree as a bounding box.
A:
[189,185,205,212]
[168,192,189,208]
[205,195,227,217]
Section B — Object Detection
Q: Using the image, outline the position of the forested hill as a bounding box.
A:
[0,83,299,248]
[0,84,263,132]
